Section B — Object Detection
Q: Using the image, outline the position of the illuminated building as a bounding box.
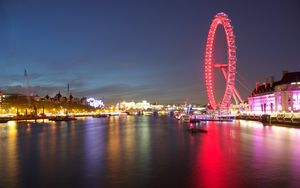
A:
[248,71,300,114]
[119,101,136,110]
[0,91,98,116]
[118,100,167,111]
[136,100,151,110]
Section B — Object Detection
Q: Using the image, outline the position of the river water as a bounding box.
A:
[0,116,300,188]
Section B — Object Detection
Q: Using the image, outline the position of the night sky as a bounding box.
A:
[0,0,299,105]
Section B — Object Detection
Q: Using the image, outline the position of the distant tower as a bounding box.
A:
[24,69,31,106]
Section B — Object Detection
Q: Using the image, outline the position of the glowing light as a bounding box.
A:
[87,98,105,108]
[291,82,300,85]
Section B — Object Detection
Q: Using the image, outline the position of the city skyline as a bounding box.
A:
[0,0,299,104]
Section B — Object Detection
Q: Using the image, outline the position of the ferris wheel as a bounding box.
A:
[204,12,243,110]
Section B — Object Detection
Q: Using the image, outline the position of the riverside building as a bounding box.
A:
[248,71,300,114]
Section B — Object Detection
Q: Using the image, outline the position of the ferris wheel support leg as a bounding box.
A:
[232,86,243,104]
[232,92,239,105]
[220,67,244,104]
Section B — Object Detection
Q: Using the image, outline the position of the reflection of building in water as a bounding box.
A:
[249,71,300,114]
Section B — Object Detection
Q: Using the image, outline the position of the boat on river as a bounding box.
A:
[0,118,10,123]
[190,114,234,122]
[181,115,191,123]
[188,127,208,133]
[93,114,109,118]
[49,115,77,121]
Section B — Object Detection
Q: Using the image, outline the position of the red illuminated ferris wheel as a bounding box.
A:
[204,12,242,110]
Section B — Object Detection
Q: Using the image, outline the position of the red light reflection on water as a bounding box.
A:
[191,122,242,188]
[191,120,300,187]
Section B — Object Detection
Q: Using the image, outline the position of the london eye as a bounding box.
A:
[204,12,241,110]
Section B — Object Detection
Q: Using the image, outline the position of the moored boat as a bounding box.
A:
[0,118,10,123]
[93,114,109,118]
[49,115,77,121]
[188,128,208,133]
[181,115,191,123]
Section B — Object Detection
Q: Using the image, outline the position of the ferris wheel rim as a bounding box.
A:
[204,12,237,110]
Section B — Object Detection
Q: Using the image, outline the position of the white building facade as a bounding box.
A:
[248,72,300,114]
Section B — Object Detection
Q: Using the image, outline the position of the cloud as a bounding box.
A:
[1,83,158,104]
[72,82,202,104]
[0,72,43,84]
[73,83,159,103]
[75,83,149,96]
[2,85,65,97]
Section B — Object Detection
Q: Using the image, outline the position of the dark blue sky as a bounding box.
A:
[0,0,299,104]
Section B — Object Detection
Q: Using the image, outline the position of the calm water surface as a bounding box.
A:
[1,116,300,188]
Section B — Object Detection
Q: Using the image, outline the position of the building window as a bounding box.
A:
[293,93,300,112]
[270,103,274,112]
[277,95,282,112]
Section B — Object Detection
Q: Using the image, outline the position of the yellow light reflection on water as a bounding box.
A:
[7,121,17,127]
[0,120,19,186]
